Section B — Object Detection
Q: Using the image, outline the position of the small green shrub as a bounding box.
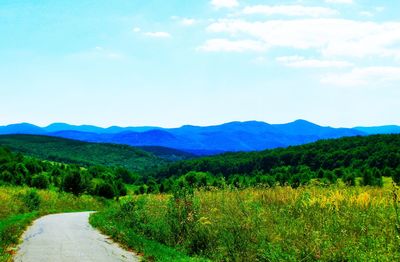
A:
[31,173,49,189]
[95,182,115,199]
[62,171,88,195]
[21,189,41,212]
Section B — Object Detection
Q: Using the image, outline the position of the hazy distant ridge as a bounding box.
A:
[1,120,398,154]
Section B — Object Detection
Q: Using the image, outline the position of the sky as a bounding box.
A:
[1,0,400,128]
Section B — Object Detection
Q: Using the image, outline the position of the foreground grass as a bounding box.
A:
[90,211,209,262]
[92,185,400,261]
[0,186,107,261]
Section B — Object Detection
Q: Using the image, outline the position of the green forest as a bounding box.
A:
[0,134,188,172]
[0,146,132,199]
[146,134,400,192]
[2,134,400,195]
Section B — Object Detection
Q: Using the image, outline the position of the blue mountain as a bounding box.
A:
[354,125,400,135]
[0,123,45,135]
[0,120,372,154]
[44,123,160,134]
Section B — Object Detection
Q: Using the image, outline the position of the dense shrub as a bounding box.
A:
[95,182,115,199]
[31,173,49,189]
[392,167,400,185]
[62,171,87,195]
[20,189,41,212]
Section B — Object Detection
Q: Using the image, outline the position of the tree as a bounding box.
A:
[342,172,355,186]
[362,168,383,187]
[31,173,49,189]
[372,168,383,187]
[138,185,146,194]
[147,180,159,194]
[95,181,115,199]
[114,180,127,197]
[362,170,374,186]
[323,170,337,184]
[392,167,400,185]
[115,167,135,184]
[62,171,87,195]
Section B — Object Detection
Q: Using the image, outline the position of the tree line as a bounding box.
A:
[140,134,400,193]
[0,147,130,198]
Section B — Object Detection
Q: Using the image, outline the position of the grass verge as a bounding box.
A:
[90,210,209,262]
[0,212,38,261]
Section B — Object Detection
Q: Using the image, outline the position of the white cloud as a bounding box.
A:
[321,66,400,86]
[325,0,353,4]
[206,19,400,58]
[277,56,353,68]
[133,27,141,33]
[181,18,196,26]
[243,5,338,17]
[359,11,373,17]
[144,32,171,38]
[211,0,239,9]
[198,38,266,52]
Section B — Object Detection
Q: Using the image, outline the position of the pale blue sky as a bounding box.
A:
[1,0,399,127]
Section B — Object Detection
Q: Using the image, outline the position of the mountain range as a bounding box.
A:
[1,120,399,155]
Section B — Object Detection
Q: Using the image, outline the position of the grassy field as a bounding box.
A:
[0,186,107,262]
[92,184,400,261]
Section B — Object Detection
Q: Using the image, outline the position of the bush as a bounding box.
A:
[62,171,88,195]
[95,182,115,199]
[21,190,41,212]
[342,172,356,186]
[114,180,127,197]
[392,167,400,185]
[31,173,49,189]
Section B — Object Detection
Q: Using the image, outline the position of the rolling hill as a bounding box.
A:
[154,134,400,183]
[0,135,192,172]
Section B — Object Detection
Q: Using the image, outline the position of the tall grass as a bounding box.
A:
[0,186,106,261]
[93,185,400,261]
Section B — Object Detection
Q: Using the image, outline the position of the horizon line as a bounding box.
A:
[1,119,399,130]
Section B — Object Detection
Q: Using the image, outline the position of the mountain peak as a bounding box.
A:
[292,119,319,126]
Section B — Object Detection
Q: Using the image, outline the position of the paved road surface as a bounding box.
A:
[14,212,139,262]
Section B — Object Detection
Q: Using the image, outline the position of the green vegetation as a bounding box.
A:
[2,134,400,261]
[149,134,400,192]
[90,211,208,262]
[88,134,400,261]
[138,146,195,162]
[92,186,400,261]
[0,146,134,199]
[0,134,169,172]
[0,186,106,261]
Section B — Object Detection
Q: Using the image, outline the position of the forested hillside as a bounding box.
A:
[0,146,136,198]
[151,134,400,192]
[0,135,172,172]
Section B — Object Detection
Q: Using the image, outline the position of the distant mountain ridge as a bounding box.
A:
[354,125,400,135]
[1,120,398,155]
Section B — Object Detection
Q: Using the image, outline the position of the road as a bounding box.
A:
[13,212,139,262]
